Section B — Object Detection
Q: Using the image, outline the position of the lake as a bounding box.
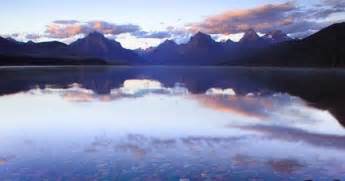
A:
[0,66,345,180]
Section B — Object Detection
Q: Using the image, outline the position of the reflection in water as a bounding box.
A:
[1,77,345,180]
[267,159,304,174]
[1,66,345,125]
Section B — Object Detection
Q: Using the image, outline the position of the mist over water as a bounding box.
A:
[0,67,345,180]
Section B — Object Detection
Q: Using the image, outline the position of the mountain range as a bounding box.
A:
[232,23,345,67]
[141,28,293,65]
[0,22,344,67]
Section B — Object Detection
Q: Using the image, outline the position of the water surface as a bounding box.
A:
[0,66,345,180]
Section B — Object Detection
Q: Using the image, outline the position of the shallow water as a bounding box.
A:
[0,66,345,180]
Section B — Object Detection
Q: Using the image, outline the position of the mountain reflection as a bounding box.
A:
[1,77,345,179]
[1,66,345,126]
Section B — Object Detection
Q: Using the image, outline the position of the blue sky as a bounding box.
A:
[1,0,344,49]
[1,0,291,32]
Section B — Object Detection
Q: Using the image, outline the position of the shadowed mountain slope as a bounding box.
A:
[0,22,344,67]
[224,22,345,67]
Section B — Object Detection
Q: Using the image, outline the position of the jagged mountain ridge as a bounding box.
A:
[144,29,289,65]
[1,23,344,67]
[69,32,139,64]
[221,22,345,67]
[0,32,140,64]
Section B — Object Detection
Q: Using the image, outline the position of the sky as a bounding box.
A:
[1,0,344,49]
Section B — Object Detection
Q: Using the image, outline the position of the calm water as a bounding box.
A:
[0,66,345,180]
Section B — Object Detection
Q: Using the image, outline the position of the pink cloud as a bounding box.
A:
[45,20,140,39]
[187,2,297,34]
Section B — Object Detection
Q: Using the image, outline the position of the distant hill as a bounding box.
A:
[0,37,70,56]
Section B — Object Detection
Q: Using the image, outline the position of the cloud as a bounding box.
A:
[321,0,345,8]
[44,20,181,41]
[52,20,80,25]
[186,1,344,38]
[1,32,44,42]
[133,31,172,39]
[187,2,298,34]
[45,20,141,39]
[10,33,20,38]
[25,33,41,40]
[304,0,345,20]
[164,26,192,43]
[88,21,140,35]
[45,22,88,39]
[132,26,192,42]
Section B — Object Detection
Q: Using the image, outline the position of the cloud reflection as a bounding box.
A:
[238,125,345,150]
[268,159,304,174]
[57,80,188,102]
[28,80,280,120]
[0,155,16,165]
[18,79,343,133]
[1,79,345,179]
[191,94,271,119]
